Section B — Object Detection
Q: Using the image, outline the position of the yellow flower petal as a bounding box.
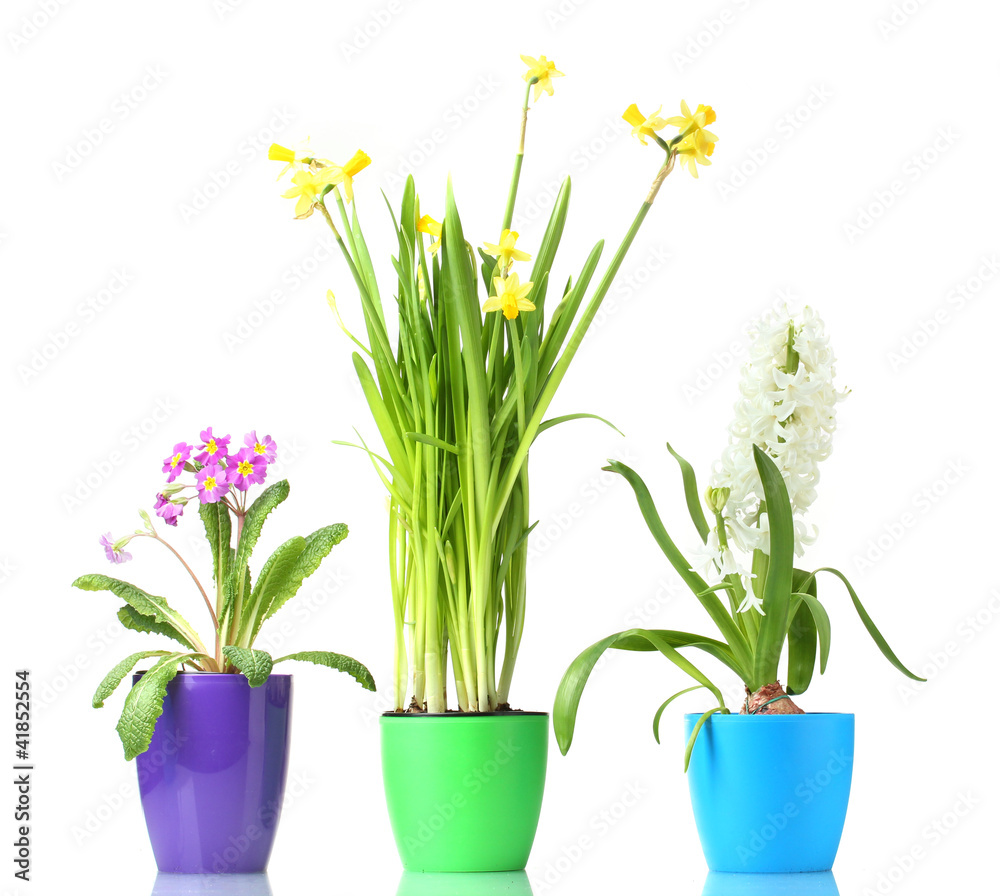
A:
[268,143,296,163]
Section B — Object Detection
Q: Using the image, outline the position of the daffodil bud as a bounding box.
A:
[704,486,730,516]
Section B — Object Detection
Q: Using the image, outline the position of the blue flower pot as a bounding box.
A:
[702,871,839,895]
[685,713,854,873]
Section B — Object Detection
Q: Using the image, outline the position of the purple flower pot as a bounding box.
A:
[134,672,293,874]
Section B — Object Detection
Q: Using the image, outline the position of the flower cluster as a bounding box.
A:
[269,143,371,218]
[694,307,847,613]
[623,100,719,177]
[153,428,278,527]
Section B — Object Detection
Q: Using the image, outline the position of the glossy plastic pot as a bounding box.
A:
[685,713,854,873]
[380,712,548,872]
[134,672,293,873]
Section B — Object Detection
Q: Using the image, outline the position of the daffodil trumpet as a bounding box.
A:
[270,60,719,716]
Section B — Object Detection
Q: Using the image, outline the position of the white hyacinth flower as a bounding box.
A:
[710,304,847,586]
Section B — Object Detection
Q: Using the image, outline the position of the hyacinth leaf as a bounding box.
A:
[609,628,746,679]
[684,708,727,773]
[117,605,195,651]
[813,567,926,681]
[93,651,171,708]
[666,443,710,544]
[259,524,350,628]
[602,461,752,671]
[535,413,623,438]
[199,501,232,587]
[222,646,274,687]
[116,653,206,760]
[652,685,707,744]
[793,592,832,674]
[552,627,725,756]
[274,651,376,691]
[73,575,205,655]
[786,601,818,696]
[750,446,795,687]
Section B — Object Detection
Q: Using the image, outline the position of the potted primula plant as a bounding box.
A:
[267,56,720,872]
[552,308,925,873]
[73,428,375,874]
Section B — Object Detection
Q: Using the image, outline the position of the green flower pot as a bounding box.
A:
[380,712,548,872]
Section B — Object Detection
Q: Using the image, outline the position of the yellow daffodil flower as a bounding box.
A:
[674,127,718,178]
[521,54,564,101]
[281,169,337,219]
[267,139,330,179]
[483,272,535,320]
[325,149,371,203]
[483,229,532,270]
[417,214,442,254]
[622,104,669,146]
[664,101,717,137]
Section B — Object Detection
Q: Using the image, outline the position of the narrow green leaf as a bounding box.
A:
[684,708,726,772]
[222,646,274,687]
[603,461,753,670]
[535,413,624,438]
[652,685,706,744]
[794,591,832,674]
[240,535,305,638]
[785,601,818,696]
[405,431,459,454]
[814,566,926,681]
[552,627,725,755]
[274,651,376,691]
[751,446,795,686]
[93,651,171,708]
[666,443,710,544]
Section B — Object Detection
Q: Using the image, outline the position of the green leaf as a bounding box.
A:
[225,479,290,628]
[751,445,795,687]
[93,651,171,708]
[666,443,710,544]
[794,592,832,674]
[233,479,290,579]
[116,653,204,760]
[261,524,350,626]
[222,646,273,687]
[73,575,204,655]
[405,431,459,454]
[116,605,195,651]
[552,628,725,756]
[684,708,727,772]
[199,501,231,586]
[609,628,745,678]
[603,461,752,671]
[535,413,623,438]
[785,600,818,696]
[652,685,706,744]
[240,536,306,638]
[273,651,376,691]
[813,566,926,681]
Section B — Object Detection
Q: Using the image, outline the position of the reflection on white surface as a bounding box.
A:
[702,871,838,895]
[397,870,533,896]
[151,873,274,896]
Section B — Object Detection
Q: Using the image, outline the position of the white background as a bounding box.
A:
[1,0,997,893]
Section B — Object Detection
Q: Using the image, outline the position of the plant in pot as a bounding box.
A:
[73,428,375,874]
[266,57,720,872]
[552,308,925,873]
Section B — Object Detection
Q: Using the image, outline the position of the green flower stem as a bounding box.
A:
[712,510,750,642]
[489,160,668,537]
[501,80,535,232]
